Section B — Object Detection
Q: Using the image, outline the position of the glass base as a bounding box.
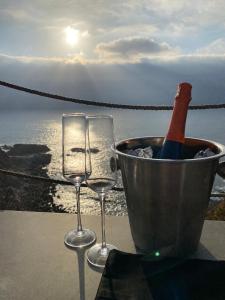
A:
[87,243,117,268]
[64,228,96,248]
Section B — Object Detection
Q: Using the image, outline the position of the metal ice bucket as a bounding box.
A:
[115,137,225,257]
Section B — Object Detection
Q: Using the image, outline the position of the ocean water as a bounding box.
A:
[0,108,225,215]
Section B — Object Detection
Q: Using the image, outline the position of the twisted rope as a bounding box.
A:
[1,80,225,110]
[0,168,223,197]
[0,168,124,192]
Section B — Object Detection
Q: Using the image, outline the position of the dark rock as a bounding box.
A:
[90,147,100,154]
[71,147,99,154]
[7,144,50,156]
[0,148,9,160]
[0,143,65,213]
[0,148,10,168]
[217,162,225,179]
[1,145,11,152]
[10,153,51,173]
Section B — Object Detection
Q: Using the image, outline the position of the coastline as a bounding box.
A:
[0,143,224,220]
[0,144,65,213]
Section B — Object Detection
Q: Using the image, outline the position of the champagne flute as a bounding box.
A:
[86,115,118,268]
[62,113,96,248]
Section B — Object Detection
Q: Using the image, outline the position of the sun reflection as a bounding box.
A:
[64,26,79,46]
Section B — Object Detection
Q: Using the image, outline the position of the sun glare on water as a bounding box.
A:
[64,26,79,46]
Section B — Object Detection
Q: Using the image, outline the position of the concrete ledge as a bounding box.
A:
[0,211,225,299]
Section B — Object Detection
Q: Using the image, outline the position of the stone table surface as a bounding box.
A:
[0,211,225,300]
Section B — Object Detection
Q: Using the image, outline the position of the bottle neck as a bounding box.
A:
[166,96,191,144]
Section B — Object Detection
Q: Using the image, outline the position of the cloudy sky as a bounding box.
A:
[0,0,225,109]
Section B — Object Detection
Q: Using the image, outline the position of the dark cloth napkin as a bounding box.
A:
[95,250,225,300]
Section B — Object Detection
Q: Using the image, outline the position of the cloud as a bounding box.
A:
[1,0,225,60]
[96,37,177,62]
[0,8,36,22]
[0,52,88,65]
[196,38,225,55]
[1,51,225,113]
[1,49,225,67]
[1,1,225,114]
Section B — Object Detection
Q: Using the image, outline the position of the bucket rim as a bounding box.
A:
[114,136,225,163]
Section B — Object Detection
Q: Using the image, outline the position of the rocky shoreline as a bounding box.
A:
[0,144,65,212]
[0,143,127,215]
[0,143,225,219]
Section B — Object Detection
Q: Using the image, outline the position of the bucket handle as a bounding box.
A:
[217,161,225,180]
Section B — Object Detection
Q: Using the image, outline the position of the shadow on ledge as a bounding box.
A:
[0,144,65,213]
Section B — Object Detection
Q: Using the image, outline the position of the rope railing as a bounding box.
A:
[0,168,124,192]
[0,79,225,198]
[0,168,223,197]
[1,80,225,110]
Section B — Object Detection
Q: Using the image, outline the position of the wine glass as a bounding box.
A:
[86,115,118,268]
[62,113,96,248]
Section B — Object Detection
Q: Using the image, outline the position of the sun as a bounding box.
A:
[64,26,79,46]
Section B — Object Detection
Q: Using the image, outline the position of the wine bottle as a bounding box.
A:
[159,82,192,159]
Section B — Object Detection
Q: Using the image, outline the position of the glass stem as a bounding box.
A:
[99,193,106,249]
[75,185,83,232]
